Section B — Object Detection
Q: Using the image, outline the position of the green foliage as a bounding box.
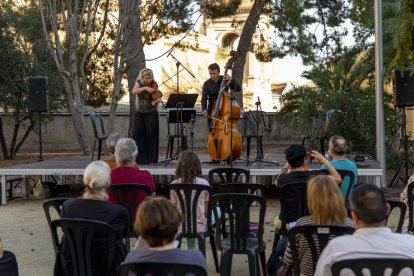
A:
[0,1,65,159]
[268,0,414,69]
[140,0,196,44]
[278,45,400,156]
[200,0,242,19]
[391,0,414,68]
[270,0,351,65]
[279,86,399,155]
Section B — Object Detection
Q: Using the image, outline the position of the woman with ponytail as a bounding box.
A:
[54,161,130,276]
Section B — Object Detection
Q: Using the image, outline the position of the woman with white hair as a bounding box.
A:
[54,161,129,276]
[109,138,155,213]
[132,68,160,164]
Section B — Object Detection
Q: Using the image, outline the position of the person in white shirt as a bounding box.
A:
[314,183,414,276]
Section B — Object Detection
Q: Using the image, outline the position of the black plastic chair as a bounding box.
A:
[88,111,108,160]
[331,258,414,276]
[210,193,267,276]
[108,184,152,250]
[241,111,266,159]
[288,225,355,276]
[43,198,69,255]
[387,199,406,233]
[165,110,196,158]
[208,168,250,193]
[119,262,207,276]
[274,182,309,246]
[218,183,266,195]
[52,218,116,276]
[302,109,335,155]
[165,110,181,158]
[406,181,414,233]
[167,183,219,273]
[321,169,356,205]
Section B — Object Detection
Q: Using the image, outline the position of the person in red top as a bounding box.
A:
[109,138,155,213]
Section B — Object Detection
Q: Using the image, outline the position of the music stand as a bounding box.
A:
[163,94,198,166]
[165,94,198,108]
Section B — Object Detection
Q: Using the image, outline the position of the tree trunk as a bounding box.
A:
[39,0,92,155]
[0,117,9,159]
[232,0,268,107]
[122,0,146,137]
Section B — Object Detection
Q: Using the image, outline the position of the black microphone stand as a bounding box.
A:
[246,97,279,167]
[163,52,195,164]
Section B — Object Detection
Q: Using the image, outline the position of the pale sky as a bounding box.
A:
[273,56,311,85]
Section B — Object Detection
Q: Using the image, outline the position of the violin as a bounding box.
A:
[207,51,242,161]
[144,82,163,101]
[143,81,166,108]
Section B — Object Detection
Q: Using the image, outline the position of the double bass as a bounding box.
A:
[207,52,242,161]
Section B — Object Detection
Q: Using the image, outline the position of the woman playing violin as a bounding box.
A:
[132,68,161,164]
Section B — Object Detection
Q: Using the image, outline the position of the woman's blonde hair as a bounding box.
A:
[136,68,154,85]
[175,151,202,183]
[307,175,347,224]
[83,161,111,200]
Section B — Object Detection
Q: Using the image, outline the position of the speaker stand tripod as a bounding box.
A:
[389,107,414,187]
[37,111,44,162]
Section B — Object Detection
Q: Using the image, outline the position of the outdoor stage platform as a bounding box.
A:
[0,153,383,205]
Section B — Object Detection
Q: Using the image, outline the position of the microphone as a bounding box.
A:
[167,49,173,58]
[257,96,261,103]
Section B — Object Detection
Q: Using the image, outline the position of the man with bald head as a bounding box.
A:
[320,135,358,199]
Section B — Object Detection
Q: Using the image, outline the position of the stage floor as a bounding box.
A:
[0,152,383,205]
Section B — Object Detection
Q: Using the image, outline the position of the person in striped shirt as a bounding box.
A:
[281,175,354,276]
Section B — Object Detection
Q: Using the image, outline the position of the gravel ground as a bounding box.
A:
[0,196,281,276]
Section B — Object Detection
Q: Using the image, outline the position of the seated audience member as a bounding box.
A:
[276,144,341,188]
[281,175,354,276]
[273,144,341,229]
[103,133,122,169]
[0,238,18,276]
[320,135,358,199]
[124,197,208,273]
[55,161,130,276]
[314,184,414,276]
[400,173,414,233]
[109,138,155,211]
[170,151,210,249]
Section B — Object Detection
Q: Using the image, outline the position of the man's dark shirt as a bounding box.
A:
[201,76,241,114]
[277,170,326,223]
[276,170,324,188]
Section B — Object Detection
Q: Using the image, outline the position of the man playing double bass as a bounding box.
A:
[201,63,242,127]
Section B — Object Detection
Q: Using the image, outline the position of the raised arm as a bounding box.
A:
[311,150,342,184]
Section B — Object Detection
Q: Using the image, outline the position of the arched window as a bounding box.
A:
[221,33,239,49]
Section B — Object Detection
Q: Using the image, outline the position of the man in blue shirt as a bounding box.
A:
[321,135,358,200]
